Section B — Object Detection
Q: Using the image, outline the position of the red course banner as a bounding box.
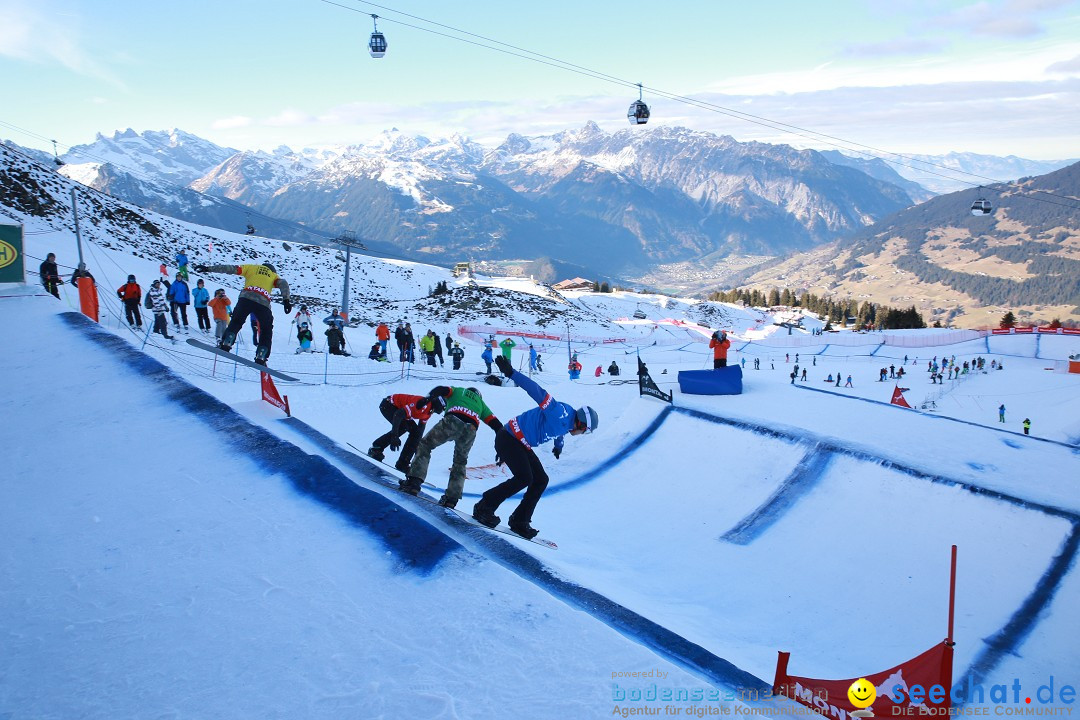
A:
[773,642,954,720]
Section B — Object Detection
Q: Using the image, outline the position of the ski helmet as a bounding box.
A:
[430,396,447,413]
[263,262,276,273]
[467,387,481,397]
[574,406,599,433]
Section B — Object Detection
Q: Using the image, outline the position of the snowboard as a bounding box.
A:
[186,338,298,382]
[345,442,557,549]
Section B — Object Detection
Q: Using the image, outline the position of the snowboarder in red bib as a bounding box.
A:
[200,261,291,366]
[367,393,447,473]
[472,354,598,539]
[402,387,502,509]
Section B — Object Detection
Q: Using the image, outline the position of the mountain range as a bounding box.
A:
[4,124,1078,326]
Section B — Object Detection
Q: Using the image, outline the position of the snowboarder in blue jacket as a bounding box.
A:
[473,354,598,539]
[166,272,191,331]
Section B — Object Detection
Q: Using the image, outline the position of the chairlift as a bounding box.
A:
[627,83,650,125]
[51,140,64,167]
[368,14,387,58]
[970,197,993,216]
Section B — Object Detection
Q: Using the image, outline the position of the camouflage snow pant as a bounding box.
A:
[407,413,477,504]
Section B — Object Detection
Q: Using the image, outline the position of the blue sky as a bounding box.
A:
[3,0,1079,159]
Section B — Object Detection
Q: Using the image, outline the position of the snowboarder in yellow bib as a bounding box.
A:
[200,261,291,366]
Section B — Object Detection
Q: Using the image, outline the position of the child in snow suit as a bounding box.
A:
[450,342,465,370]
[116,274,143,329]
[147,279,174,341]
[472,355,598,539]
[402,387,502,508]
[368,393,447,473]
[296,322,315,353]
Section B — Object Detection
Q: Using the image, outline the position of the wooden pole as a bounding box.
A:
[946,544,957,645]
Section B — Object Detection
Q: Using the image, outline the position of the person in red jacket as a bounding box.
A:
[368,393,447,472]
[116,274,143,329]
[709,330,731,368]
[375,321,391,359]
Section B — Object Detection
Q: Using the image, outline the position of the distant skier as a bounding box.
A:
[200,261,291,366]
[472,355,598,539]
[709,330,730,368]
[529,345,539,372]
[175,250,189,281]
[376,321,390,358]
[368,393,447,473]
[402,386,502,509]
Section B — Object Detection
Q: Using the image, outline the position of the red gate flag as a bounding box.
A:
[260,372,290,416]
[890,384,912,408]
[774,641,954,720]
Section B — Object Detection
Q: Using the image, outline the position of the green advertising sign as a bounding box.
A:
[0,224,25,284]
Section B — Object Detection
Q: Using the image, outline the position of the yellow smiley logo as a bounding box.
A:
[848,678,877,709]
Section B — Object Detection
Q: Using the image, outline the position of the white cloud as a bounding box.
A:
[212,115,253,129]
[0,0,120,84]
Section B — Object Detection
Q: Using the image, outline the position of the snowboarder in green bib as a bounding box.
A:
[401,386,502,509]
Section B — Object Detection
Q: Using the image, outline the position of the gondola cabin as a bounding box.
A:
[369,32,387,58]
[970,198,993,216]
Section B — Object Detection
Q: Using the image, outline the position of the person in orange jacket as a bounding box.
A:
[206,288,233,341]
[116,274,143,329]
[375,321,391,358]
[709,330,731,368]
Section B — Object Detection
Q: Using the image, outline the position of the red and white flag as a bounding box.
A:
[890,384,912,408]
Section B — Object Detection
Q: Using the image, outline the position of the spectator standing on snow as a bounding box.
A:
[999,404,1006,423]
[166,272,191,332]
[376,321,390,359]
[530,345,539,372]
[39,252,62,299]
[192,279,211,333]
[117,274,143,329]
[709,330,731,368]
[481,343,494,374]
[326,323,349,356]
[845,375,853,387]
[500,337,516,361]
[368,394,447,473]
[401,386,502,509]
[207,289,232,340]
[147,279,175,341]
[419,330,436,366]
[433,332,445,367]
[394,322,407,361]
[1023,418,1031,435]
[450,341,465,370]
[472,355,598,539]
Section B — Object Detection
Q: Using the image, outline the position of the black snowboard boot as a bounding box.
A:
[367,446,385,462]
[472,499,500,528]
[218,330,235,352]
[508,513,539,539]
[437,495,457,509]
[399,476,423,496]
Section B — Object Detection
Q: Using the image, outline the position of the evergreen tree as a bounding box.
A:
[1000,311,1017,329]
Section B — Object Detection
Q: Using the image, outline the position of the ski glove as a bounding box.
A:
[494,355,514,376]
[388,437,402,451]
[283,299,292,314]
[552,447,561,460]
